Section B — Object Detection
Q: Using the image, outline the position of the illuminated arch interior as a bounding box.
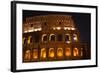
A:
[49,48,55,58]
[65,34,70,43]
[23,15,88,62]
[24,50,31,60]
[40,48,46,59]
[57,48,63,57]
[42,34,47,42]
[49,34,56,41]
[65,47,71,57]
[33,49,38,59]
[73,34,78,42]
[80,48,83,56]
[73,48,79,56]
[27,36,32,44]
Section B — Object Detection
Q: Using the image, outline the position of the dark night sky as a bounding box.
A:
[23,10,91,44]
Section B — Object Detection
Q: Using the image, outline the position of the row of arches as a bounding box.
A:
[24,47,83,61]
[23,33,78,44]
[42,34,78,42]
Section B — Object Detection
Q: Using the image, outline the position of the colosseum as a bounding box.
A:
[23,14,90,62]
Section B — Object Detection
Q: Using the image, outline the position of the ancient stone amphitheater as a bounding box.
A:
[23,14,90,62]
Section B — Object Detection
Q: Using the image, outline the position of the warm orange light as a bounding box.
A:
[33,49,38,59]
[50,52,54,58]
[57,27,61,30]
[71,27,75,30]
[80,48,83,56]
[49,48,55,58]
[42,53,46,58]
[58,52,62,57]
[34,28,42,31]
[24,50,31,60]
[24,30,28,33]
[67,27,71,30]
[24,28,42,33]
[65,48,71,56]
[64,27,67,30]
[53,27,56,30]
[73,37,77,41]
[41,48,46,59]
[73,48,79,56]
[57,48,63,57]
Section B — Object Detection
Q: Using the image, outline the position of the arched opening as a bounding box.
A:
[23,37,26,44]
[49,34,56,41]
[40,48,46,59]
[73,48,79,56]
[57,48,63,57]
[27,36,32,44]
[49,48,55,58]
[42,34,47,42]
[33,49,38,59]
[65,34,70,43]
[65,47,71,57]
[24,50,31,60]
[72,34,78,42]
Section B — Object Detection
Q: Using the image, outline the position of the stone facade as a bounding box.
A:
[23,15,90,62]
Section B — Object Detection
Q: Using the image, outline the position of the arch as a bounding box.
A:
[65,47,71,56]
[73,48,79,56]
[40,48,46,59]
[27,36,32,44]
[49,34,56,41]
[73,34,78,42]
[57,48,63,57]
[33,49,38,59]
[49,48,55,58]
[24,50,31,60]
[42,34,47,42]
[65,34,70,43]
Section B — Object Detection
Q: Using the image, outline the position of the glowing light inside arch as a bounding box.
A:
[65,47,71,57]
[73,48,79,56]
[49,48,55,58]
[57,48,63,57]
[40,48,46,59]
[33,49,38,59]
[24,50,31,60]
